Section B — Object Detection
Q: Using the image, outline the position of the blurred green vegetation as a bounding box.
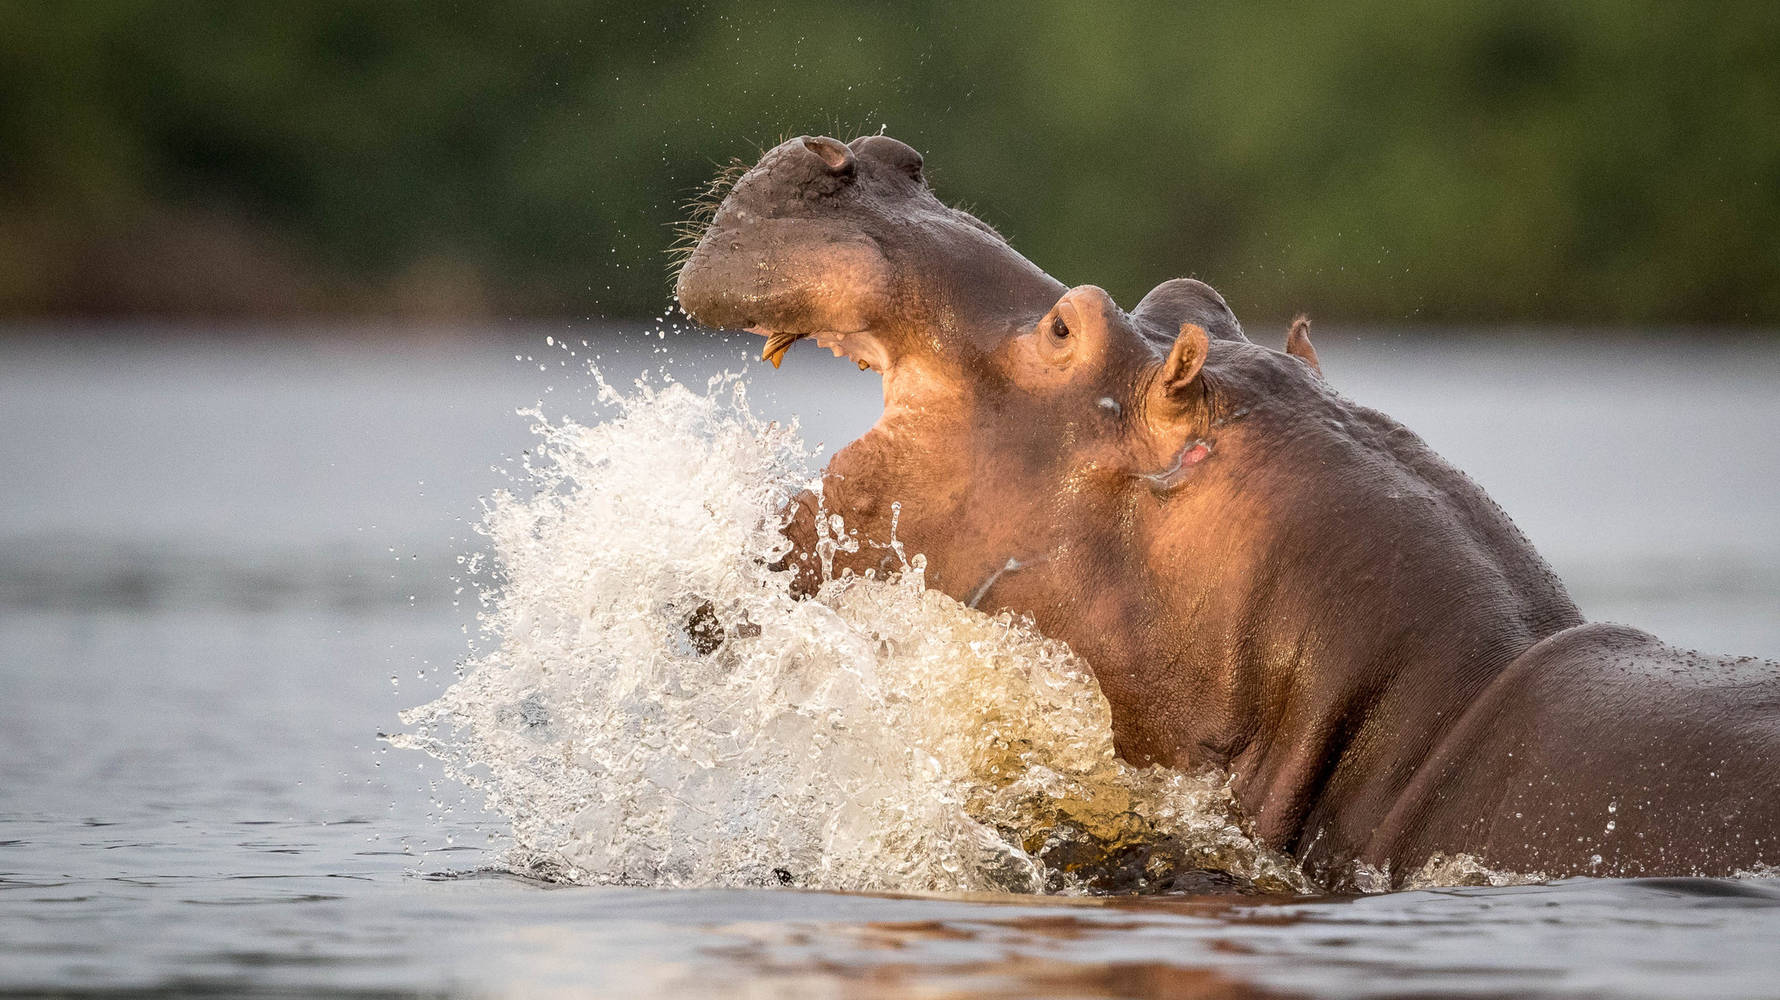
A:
[2,1,1777,325]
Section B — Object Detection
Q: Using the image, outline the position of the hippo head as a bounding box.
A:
[676,135,1323,760]
[676,134,1249,370]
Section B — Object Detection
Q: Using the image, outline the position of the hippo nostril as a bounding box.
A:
[801,135,856,177]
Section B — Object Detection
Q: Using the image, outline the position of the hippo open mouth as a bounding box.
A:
[750,325,889,372]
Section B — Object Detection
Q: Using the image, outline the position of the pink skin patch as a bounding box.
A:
[1137,439,1214,491]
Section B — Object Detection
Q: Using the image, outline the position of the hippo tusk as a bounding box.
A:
[761,330,801,368]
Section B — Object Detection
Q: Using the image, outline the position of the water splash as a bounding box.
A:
[395,372,1307,895]
[1351,853,1551,893]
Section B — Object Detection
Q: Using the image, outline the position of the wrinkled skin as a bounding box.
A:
[675,135,1780,887]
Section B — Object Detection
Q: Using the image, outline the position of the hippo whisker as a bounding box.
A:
[669,157,752,274]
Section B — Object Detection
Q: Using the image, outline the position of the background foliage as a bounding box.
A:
[3,1,1776,325]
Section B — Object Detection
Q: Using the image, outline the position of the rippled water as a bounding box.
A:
[4,328,1779,997]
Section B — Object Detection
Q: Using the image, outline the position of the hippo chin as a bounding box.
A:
[674,135,1780,889]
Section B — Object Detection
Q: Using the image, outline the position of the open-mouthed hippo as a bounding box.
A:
[674,134,1780,889]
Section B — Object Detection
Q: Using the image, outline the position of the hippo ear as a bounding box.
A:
[1133,278,1247,347]
[1160,323,1211,397]
[1285,314,1322,376]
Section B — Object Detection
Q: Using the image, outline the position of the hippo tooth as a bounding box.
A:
[761,330,801,368]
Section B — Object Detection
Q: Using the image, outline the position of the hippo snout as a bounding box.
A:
[675,134,919,333]
[677,132,1060,362]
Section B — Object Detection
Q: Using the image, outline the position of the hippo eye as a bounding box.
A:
[1034,306,1077,365]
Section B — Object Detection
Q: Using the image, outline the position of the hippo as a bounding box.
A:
[674,135,1780,889]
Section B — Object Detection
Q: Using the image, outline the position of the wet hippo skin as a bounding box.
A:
[675,135,1780,888]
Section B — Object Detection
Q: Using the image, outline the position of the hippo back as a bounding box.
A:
[1366,622,1780,881]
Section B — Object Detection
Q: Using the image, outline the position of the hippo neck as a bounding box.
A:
[1130,400,1583,881]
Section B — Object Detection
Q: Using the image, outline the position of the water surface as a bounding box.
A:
[3,329,1778,997]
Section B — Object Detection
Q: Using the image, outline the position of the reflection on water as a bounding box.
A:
[691,876,1780,999]
[2,330,1779,997]
[698,914,1295,999]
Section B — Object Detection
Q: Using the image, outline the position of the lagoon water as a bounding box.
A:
[4,328,1779,998]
